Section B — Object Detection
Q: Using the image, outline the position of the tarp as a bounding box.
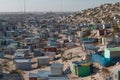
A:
[91,54,118,67]
[91,54,107,66]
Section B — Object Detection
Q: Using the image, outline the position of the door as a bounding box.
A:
[75,66,78,76]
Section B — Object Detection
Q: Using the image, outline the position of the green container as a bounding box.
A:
[78,65,91,77]
[72,61,91,77]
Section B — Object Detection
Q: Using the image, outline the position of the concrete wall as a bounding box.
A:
[113,68,120,80]
[110,51,120,58]
[38,57,49,67]
[16,62,31,70]
[104,49,110,59]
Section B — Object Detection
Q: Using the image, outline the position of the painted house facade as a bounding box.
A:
[15,59,31,70]
[104,47,120,61]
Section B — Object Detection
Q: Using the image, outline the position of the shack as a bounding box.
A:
[35,42,47,48]
[47,38,56,47]
[51,63,63,76]
[29,73,37,80]
[91,54,107,66]
[97,29,107,36]
[44,47,57,53]
[10,41,20,49]
[72,61,91,77]
[83,38,98,44]
[5,45,16,54]
[33,49,43,57]
[37,70,50,80]
[37,56,49,67]
[45,52,55,61]
[13,52,25,59]
[15,59,31,70]
[104,47,120,61]
[16,49,30,56]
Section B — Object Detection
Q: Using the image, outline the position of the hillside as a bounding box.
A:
[70,2,120,24]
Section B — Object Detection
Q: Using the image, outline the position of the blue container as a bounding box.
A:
[92,54,120,67]
[108,58,120,66]
[83,38,98,43]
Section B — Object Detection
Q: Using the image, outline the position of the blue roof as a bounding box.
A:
[83,38,98,43]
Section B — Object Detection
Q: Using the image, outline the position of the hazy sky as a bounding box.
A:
[0,0,119,12]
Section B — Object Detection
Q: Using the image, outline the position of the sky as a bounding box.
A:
[0,0,120,12]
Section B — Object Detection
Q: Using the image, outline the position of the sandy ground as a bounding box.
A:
[0,46,120,80]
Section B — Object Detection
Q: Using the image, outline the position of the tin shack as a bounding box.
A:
[72,61,91,77]
[51,63,63,76]
[104,47,120,61]
[44,47,57,53]
[37,56,49,67]
[15,59,31,70]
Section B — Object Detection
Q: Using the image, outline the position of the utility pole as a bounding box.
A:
[60,0,62,12]
[24,0,26,14]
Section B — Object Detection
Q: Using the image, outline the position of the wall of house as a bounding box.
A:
[92,54,107,66]
[104,49,110,61]
[110,51,120,58]
[71,63,76,75]
[0,64,2,75]
[78,66,91,77]
[38,57,49,67]
[16,62,31,70]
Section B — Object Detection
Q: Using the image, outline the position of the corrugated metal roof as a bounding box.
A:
[51,63,63,68]
[15,59,31,63]
[106,47,120,51]
[16,49,29,52]
[72,61,91,66]
[49,75,69,80]
[37,56,49,59]
[37,70,51,77]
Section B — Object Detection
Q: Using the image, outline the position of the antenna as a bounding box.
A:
[24,0,26,14]
[60,0,62,12]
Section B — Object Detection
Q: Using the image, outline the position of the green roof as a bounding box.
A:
[106,47,120,51]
